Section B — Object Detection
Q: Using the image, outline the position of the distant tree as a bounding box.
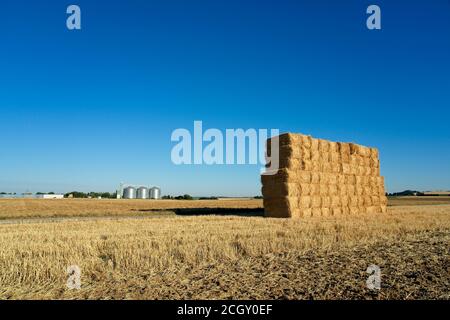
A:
[389,190,422,196]
[65,191,88,198]
[254,196,263,199]
[174,194,193,200]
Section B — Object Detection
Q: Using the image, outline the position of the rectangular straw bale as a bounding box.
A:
[357,197,365,207]
[277,157,301,169]
[341,195,349,206]
[277,133,301,146]
[349,196,358,207]
[311,138,319,151]
[299,171,311,184]
[319,184,328,196]
[320,173,329,184]
[311,196,322,208]
[312,161,320,171]
[329,141,338,153]
[312,208,322,216]
[299,196,311,208]
[332,207,342,215]
[311,172,320,184]
[301,159,312,171]
[330,152,340,163]
[261,168,296,184]
[300,135,312,148]
[310,184,320,196]
[321,207,331,216]
[364,196,372,206]
[345,174,356,185]
[341,206,350,215]
[277,145,301,158]
[322,196,331,207]
[328,173,337,185]
[357,166,365,176]
[371,167,380,176]
[349,164,358,175]
[322,161,332,172]
[370,148,379,159]
[329,184,338,195]
[301,208,313,217]
[349,143,360,155]
[371,196,380,206]
[261,182,299,198]
[366,206,379,214]
[321,152,331,163]
[299,183,311,195]
[370,158,379,168]
[311,150,320,161]
[338,184,347,195]
[349,206,360,215]
[263,198,296,218]
[331,162,341,173]
[318,139,329,152]
[355,186,364,196]
[331,196,341,207]
[359,146,371,158]
[341,153,350,163]
[302,148,311,160]
[347,184,355,195]
[338,142,350,154]
[363,157,371,167]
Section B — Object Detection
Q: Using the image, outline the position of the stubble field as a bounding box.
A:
[0,198,448,299]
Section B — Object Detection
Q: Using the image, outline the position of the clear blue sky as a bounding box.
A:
[0,0,449,196]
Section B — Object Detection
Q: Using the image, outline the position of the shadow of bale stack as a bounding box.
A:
[262,133,387,218]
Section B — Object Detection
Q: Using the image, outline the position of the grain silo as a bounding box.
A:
[136,186,149,199]
[150,187,161,199]
[123,186,136,199]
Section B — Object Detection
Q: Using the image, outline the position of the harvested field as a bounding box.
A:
[0,201,448,299]
[388,196,450,206]
[0,199,263,220]
[0,197,448,220]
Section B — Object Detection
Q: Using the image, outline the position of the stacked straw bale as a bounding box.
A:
[262,133,387,218]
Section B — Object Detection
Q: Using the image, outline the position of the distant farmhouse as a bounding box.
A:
[36,194,64,199]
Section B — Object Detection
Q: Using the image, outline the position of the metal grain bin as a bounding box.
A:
[123,186,136,199]
[150,187,161,199]
[136,186,149,199]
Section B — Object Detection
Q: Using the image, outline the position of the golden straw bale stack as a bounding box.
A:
[262,133,387,218]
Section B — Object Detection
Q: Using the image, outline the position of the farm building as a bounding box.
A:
[36,194,64,199]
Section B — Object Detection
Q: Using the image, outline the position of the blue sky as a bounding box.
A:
[0,0,449,196]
